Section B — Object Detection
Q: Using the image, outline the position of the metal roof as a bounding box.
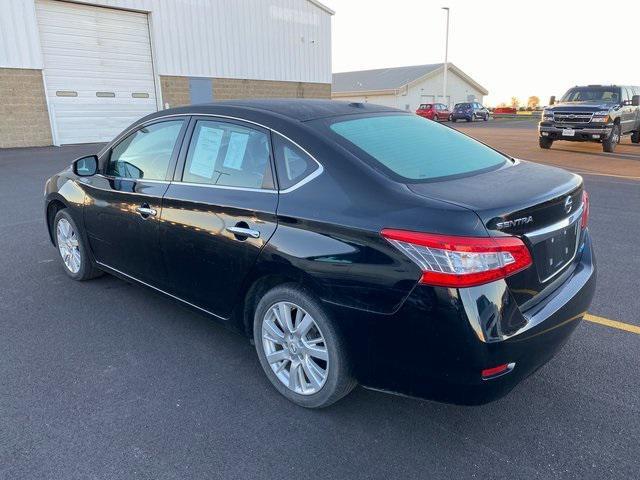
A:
[307,0,335,15]
[332,63,488,95]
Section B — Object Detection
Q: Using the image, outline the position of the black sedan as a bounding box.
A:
[44,100,596,408]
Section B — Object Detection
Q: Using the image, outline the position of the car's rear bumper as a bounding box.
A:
[334,230,596,405]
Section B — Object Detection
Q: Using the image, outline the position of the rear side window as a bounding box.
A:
[273,134,319,190]
[182,120,272,189]
[107,120,184,180]
[328,114,507,182]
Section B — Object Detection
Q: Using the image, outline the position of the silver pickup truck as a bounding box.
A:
[538,85,640,153]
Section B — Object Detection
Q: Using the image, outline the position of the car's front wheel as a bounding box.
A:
[53,210,102,280]
[253,284,356,408]
[539,137,553,149]
[603,124,621,153]
[631,129,640,144]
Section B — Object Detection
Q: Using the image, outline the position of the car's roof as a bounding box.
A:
[148,99,401,123]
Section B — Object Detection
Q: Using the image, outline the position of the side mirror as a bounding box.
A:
[549,96,556,106]
[632,95,640,107]
[72,155,98,177]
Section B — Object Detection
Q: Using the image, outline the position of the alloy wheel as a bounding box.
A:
[56,218,81,274]
[261,301,329,395]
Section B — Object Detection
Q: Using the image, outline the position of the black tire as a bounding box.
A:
[632,130,640,144]
[466,116,472,122]
[451,117,457,123]
[484,113,489,121]
[253,284,356,408]
[53,210,102,281]
[603,124,621,153]
[448,114,453,122]
[539,137,553,149]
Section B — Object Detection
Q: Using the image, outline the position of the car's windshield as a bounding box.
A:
[560,87,621,103]
[327,114,507,182]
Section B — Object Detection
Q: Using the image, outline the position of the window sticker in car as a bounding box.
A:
[223,131,250,170]
[189,125,224,179]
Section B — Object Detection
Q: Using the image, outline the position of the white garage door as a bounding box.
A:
[36,0,157,145]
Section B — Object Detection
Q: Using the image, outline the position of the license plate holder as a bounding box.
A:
[562,128,575,137]
[532,221,579,282]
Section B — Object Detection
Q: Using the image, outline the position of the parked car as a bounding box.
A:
[493,107,517,115]
[416,103,450,121]
[539,85,640,152]
[451,102,490,122]
[44,100,596,408]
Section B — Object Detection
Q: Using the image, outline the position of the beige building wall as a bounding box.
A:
[0,68,52,148]
[160,75,331,109]
[159,76,191,108]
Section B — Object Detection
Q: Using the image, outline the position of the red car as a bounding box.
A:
[416,103,451,121]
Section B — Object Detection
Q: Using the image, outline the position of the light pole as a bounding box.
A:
[442,7,450,108]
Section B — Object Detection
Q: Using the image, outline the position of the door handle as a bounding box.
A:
[136,205,157,218]
[226,226,260,239]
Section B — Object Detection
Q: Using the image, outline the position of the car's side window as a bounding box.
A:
[273,134,319,190]
[106,120,184,180]
[182,120,272,189]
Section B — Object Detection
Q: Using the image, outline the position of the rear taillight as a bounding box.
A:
[381,229,532,288]
[581,190,589,229]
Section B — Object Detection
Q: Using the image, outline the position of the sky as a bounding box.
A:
[322,0,639,106]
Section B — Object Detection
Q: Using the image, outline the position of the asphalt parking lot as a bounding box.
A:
[1,122,639,479]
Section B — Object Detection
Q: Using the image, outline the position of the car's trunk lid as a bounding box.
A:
[407,160,584,307]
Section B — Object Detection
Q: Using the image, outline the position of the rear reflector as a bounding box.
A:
[381,230,532,288]
[581,190,589,229]
[481,363,515,380]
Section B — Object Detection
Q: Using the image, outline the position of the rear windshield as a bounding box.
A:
[454,103,471,109]
[419,104,432,109]
[328,114,507,182]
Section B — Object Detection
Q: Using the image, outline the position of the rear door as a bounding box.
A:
[159,117,278,318]
[440,103,450,120]
[622,87,636,133]
[632,87,640,130]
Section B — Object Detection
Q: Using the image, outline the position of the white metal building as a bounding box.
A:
[332,63,488,112]
[0,0,333,147]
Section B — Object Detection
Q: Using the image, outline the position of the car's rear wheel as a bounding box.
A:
[484,113,489,121]
[539,137,553,149]
[632,130,640,144]
[54,210,102,281]
[466,115,473,122]
[603,124,620,152]
[253,284,356,408]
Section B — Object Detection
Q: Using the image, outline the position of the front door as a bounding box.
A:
[83,118,188,283]
[621,87,636,134]
[159,117,278,319]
